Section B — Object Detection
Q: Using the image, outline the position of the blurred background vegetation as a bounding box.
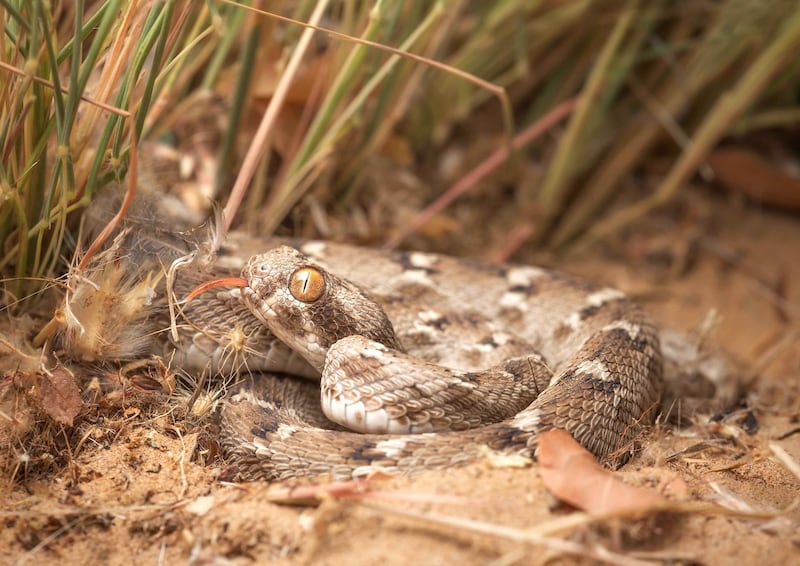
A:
[2,0,800,305]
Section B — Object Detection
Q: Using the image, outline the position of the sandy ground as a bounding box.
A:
[1,194,799,565]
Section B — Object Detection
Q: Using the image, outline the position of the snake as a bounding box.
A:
[55,210,663,482]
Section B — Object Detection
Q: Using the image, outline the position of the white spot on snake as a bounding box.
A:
[492,332,511,346]
[472,342,495,353]
[564,311,582,331]
[562,288,625,331]
[373,438,410,459]
[501,267,547,310]
[305,340,327,361]
[471,334,510,353]
[506,266,546,286]
[602,320,641,339]
[300,241,327,258]
[362,344,388,358]
[397,253,439,286]
[408,310,445,336]
[253,441,272,459]
[499,291,528,310]
[510,408,542,432]
[276,423,299,440]
[586,287,625,306]
[418,309,443,322]
[409,252,438,269]
[410,322,438,341]
[401,268,433,286]
[229,389,259,406]
[574,359,612,381]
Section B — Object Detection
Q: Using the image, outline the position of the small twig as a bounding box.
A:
[166,251,201,342]
[76,127,139,271]
[174,426,190,500]
[384,98,577,250]
[266,477,380,506]
[706,481,757,513]
[357,502,656,566]
[490,223,536,263]
[744,329,799,389]
[0,61,131,117]
[0,502,180,520]
[769,442,800,483]
[266,476,483,507]
[777,427,800,441]
[626,76,714,181]
[699,237,795,321]
[12,515,85,566]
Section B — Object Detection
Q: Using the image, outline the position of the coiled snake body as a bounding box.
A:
[59,225,663,481]
[176,235,662,481]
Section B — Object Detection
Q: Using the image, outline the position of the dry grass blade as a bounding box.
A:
[533,4,636,242]
[580,2,800,247]
[264,476,483,507]
[357,502,659,566]
[221,0,331,231]
[4,1,800,302]
[769,443,800,483]
[0,1,238,303]
[385,98,577,250]
[257,3,515,234]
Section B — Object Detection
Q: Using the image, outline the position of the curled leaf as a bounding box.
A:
[538,429,665,515]
[39,364,82,426]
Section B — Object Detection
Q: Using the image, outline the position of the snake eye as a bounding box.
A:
[289,267,325,302]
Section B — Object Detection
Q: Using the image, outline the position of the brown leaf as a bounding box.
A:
[709,146,800,212]
[538,429,665,515]
[39,364,82,426]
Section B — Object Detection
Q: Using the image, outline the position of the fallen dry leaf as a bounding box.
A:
[709,146,800,212]
[662,476,690,498]
[538,429,665,514]
[39,364,82,426]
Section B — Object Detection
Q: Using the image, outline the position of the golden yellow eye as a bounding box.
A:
[289,267,325,302]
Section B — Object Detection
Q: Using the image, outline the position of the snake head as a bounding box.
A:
[242,246,402,371]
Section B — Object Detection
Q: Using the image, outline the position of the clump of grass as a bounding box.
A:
[223,1,493,234]
[0,0,251,304]
[388,1,800,250]
[224,1,800,251]
[4,0,800,304]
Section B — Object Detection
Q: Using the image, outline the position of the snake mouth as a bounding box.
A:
[184,276,249,304]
